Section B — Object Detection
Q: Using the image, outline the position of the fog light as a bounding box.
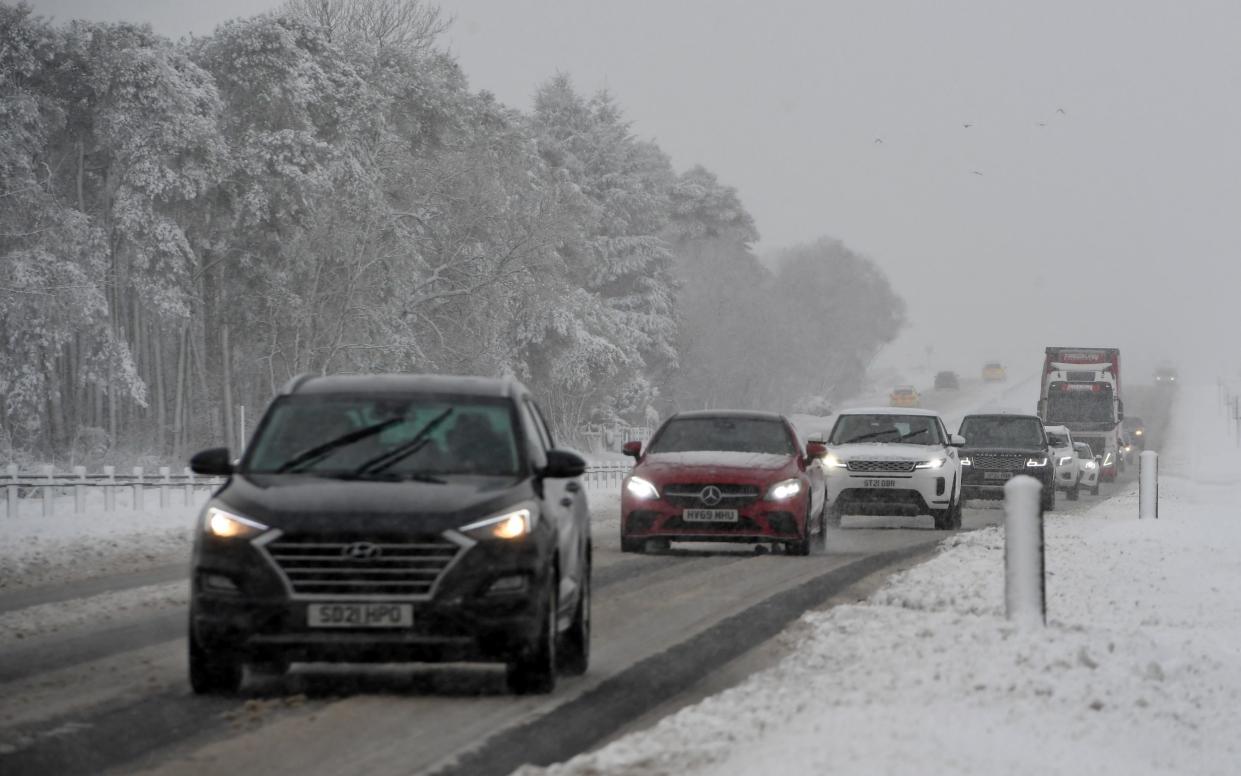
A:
[486,575,528,595]
[204,573,239,593]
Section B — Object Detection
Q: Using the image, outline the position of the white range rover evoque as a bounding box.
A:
[819,407,966,530]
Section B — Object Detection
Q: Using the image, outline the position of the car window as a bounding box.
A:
[828,414,944,446]
[1046,432,1070,447]
[244,394,524,477]
[1075,444,1095,459]
[523,397,554,451]
[648,416,796,455]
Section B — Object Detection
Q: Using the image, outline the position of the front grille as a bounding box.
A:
[263,535,462,599]
[971,454,1026,470]
[663,484,760,507]
[847,460,917,473]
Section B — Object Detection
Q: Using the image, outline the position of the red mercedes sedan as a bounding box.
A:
[620,411,827,555]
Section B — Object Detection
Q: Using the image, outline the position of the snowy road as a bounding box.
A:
[0,377,1167,775]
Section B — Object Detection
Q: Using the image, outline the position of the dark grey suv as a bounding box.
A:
[188,374,590,695]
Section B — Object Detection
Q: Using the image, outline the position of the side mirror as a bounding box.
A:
[949,434,966,447]
[190,447,233,476]
[805,441,827,459]
[622,441,642,459]
[543,448,587,479]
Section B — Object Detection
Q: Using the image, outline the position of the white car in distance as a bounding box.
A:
[1074,441,1101,496]
[1045,424,1081,500]
[820,408,965,530]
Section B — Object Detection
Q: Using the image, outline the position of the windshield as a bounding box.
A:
[1075,444,1095,459]
[648,416,795,455]
[958,416,1045,448]
[1046,392,1115,423]
[829,414,944,445]
[244,394,523,478]
[1046,432,1070,448]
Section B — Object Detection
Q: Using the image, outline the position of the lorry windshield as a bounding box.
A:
[1046,392,1115,423]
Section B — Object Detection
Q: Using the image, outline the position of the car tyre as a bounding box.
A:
[506,578,558,695]
[1041,483,1056,513]
[620,536,644,553]
[1090,482,1100,497]
[189,628,243,696]
[557,561,590,677]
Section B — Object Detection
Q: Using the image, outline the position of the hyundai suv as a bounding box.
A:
[959,413,1055,512]
[822,408,965,530]
[187,374,590,695]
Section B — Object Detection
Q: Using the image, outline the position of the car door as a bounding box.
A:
[522,396,587,612]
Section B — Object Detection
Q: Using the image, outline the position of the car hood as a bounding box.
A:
[636,451,797,482]
[214,473,532,535]
[959,446,1046,456]
[828,443,944,462]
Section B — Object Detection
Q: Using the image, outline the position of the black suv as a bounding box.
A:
[933,371,960,390]
[188,374,590,695]
[957,413,1056,511]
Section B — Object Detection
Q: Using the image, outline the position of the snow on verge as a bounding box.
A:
[524,384,1241,776]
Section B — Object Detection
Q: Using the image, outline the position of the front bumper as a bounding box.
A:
[826,470,951,516]
[190,531,552,663]
[960,467,1053,499]
[621,495,808,543]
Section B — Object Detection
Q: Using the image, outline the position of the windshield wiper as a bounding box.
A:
[352,407,455,478]
[276,417,405,473]
[843,430,900,443]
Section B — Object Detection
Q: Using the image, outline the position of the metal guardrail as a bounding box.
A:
[2,461,633,518]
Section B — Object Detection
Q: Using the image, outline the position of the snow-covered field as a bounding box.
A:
[0,493,208,593]
[528,383,1241,776]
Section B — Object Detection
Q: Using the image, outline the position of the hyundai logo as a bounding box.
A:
[699,486,723,507]
[343,542,382,561]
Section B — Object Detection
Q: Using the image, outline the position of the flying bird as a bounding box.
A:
[874,137,884,144]
[1036,121,1047,127]
[1056,107,1067,115]
[963,123,974,128]
[971,170,984,176]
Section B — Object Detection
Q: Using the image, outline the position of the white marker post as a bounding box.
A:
[1139,450,1159,519]
[1004,475,1046,627]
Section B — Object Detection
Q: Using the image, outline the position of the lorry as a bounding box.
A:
[1037,347,1124,482]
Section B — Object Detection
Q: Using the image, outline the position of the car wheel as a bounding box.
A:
[557,560,590,677]
[189,628,243,696]
[506,577,558,695]
[1091,482,1100,496]
[950,483,963,529]
[787,497,813,556]
[620,536,644,553]
[1041,483,1056,513]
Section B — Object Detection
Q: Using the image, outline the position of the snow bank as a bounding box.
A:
[528,383,1241,775]
[0,495,207,592]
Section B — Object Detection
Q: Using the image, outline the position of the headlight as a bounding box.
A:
[765,478,802,501]
[1058,456,1073,466]
[1083,461,1097,470]
[625,476,660,499]
[1135,429,1144,436]
[461,507,535,540]
[824,454,848,469]
[915,458,945,470]
[1026,457,1048,468]
[960,456,972,466]
[204,506,268,539]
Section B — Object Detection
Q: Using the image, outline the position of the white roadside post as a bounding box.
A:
[132,466,144,512]
[74,466,87,513]
[184,467,195,506]
[42,464,55,517]
[103,465,115,512]
[6,464,17,518]
[1004,475,1046,627]
[1139,450,1159,519]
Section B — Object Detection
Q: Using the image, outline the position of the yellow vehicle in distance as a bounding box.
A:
[889,385,921,407]
[982,362,1007,382]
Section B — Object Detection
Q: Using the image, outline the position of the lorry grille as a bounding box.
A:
[847,460,917,473]
[263,535,462,599]
[971,454,1027,470]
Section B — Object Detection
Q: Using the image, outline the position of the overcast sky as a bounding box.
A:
[25,0,1241,380]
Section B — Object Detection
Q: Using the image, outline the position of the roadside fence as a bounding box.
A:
[2,461,633,518]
